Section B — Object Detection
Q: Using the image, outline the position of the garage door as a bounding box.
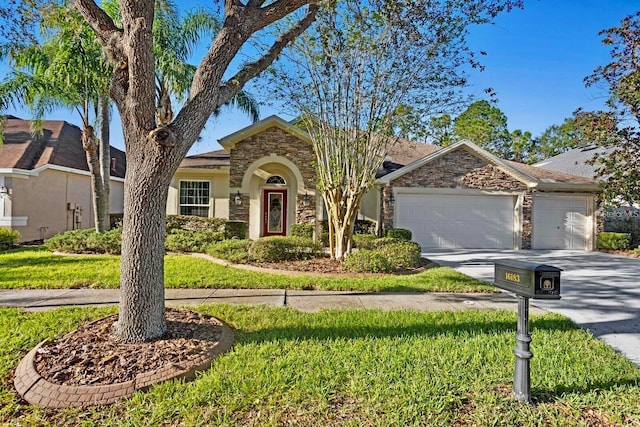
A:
[395,194,516,249]
[532,197,588,250]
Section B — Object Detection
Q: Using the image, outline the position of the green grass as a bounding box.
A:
[1,306,639,426]
[0,247,493,292]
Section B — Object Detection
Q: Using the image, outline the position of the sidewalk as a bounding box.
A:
[0,288,548,314]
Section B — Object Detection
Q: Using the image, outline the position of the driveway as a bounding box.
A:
[424,249,640,367]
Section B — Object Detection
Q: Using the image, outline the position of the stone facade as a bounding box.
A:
[391,149,527,191]
[228,126,317,232]
[229,193,249,221]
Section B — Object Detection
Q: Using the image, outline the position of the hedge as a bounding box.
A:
[225,221,247,239]
[597,232,632,250]
[385,228,412,241]
[207,239,252,264]
[0,229,20,250]
[291,223,314,240]
[249,236,322,262]
[344,250,392,273]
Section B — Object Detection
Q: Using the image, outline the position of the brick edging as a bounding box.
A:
[14,320,234,408]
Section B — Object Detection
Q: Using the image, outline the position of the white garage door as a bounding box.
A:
[532,197,589,250]
[395,194,516,249]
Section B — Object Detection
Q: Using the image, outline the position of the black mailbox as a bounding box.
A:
[494,260,561,299]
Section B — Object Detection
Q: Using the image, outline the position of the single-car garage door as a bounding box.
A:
[532,196,589,250]
[395,193,516,249]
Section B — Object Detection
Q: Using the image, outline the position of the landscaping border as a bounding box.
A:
[14,320,234,408]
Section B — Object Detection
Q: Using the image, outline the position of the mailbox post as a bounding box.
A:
[494,260,561,404]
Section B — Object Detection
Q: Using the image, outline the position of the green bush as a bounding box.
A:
[249,236,322,262]
[344,249,392,273]
[225,221,247,239]
[352,234,378,249]
[385,228,412,241]
[166,229,224,253]
[291,223,314,240]
[597,232,632,250]
[0,228,20,250]
[45,228,122,254]
[166,215,226,232]
[207,239,252,264]
[370,237,401,249]
[376,241,422,269]
[318,220,330,247]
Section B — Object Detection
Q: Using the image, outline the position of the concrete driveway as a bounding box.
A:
[424,249,640,367]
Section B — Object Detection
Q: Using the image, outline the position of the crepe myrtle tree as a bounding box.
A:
[266,0,521,260]
[65,0,320,343]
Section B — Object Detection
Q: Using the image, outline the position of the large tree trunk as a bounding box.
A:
[98,96,111,231]
[112,147,175,342]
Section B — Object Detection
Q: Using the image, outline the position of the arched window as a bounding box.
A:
[266,175,286,185]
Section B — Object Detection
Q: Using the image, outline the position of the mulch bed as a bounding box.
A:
[33,308,225,386]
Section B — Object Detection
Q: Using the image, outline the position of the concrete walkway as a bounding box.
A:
[425,249,640,367]
[0,288,547,314]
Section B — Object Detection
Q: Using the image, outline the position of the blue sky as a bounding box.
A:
[1,0,638,154]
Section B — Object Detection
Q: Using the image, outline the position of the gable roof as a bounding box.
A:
[218,115,311,150]
[533,145,611,179]
[180,149,230,169]
[1,117,126,178]
[378,139,601,191]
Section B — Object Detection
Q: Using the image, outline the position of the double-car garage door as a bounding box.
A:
[395,193,591,250]
[395,193,516,249]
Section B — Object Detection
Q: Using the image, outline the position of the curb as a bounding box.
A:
[14,320,234,408]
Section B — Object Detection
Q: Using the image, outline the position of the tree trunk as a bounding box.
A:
[98,96,111,231]
[112,157,173,342]
[82,125,109,233]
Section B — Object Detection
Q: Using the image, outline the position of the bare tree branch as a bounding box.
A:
[218,3,319,105]
[72,0,120,45]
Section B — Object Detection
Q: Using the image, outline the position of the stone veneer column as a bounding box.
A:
[521,192,533,249]
[228,193,249,222]
[381,186,394,234]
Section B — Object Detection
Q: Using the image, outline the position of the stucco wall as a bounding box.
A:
[167,170,230,219]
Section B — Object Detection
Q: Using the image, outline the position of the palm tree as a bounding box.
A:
[0,5,114,232]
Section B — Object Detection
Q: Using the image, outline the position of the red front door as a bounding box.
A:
[263,189,287,236]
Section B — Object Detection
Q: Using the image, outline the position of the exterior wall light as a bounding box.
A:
[0,185,12,198]
[234,190,242,206]
[302,192,311,207]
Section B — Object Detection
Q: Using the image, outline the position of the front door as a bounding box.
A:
[263,189,287,236]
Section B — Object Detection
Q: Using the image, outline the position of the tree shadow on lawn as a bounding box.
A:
[236,315,578,345]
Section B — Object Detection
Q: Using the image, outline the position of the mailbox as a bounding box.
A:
[494,260,561,299]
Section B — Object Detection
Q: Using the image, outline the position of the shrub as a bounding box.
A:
[166,229,224,253]
[166,215,226,232]
[370,237,400,249]
[291,223,314,240]
[318,220,330,247]
[354,220,376,235]
[597,232,632,250]
[249,236,322,262]
[352,234,378,249]
[0,228,20,250]
[45,228,122,254]
[225,221,247,239]
[385,228,412,241]
[344,249,392,273]
[376,241,422,269]
[208,239,252,264]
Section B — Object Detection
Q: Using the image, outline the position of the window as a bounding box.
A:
[179,180,210,216]
[266,175,286,185]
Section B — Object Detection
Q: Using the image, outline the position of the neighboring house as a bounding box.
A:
[169,115,601,250]
[0,116,126,242]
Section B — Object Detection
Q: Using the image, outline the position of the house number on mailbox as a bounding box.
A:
[505,272,521,283]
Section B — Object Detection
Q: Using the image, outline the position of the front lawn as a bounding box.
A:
[0,247,493,292]
[1,306,639,425]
